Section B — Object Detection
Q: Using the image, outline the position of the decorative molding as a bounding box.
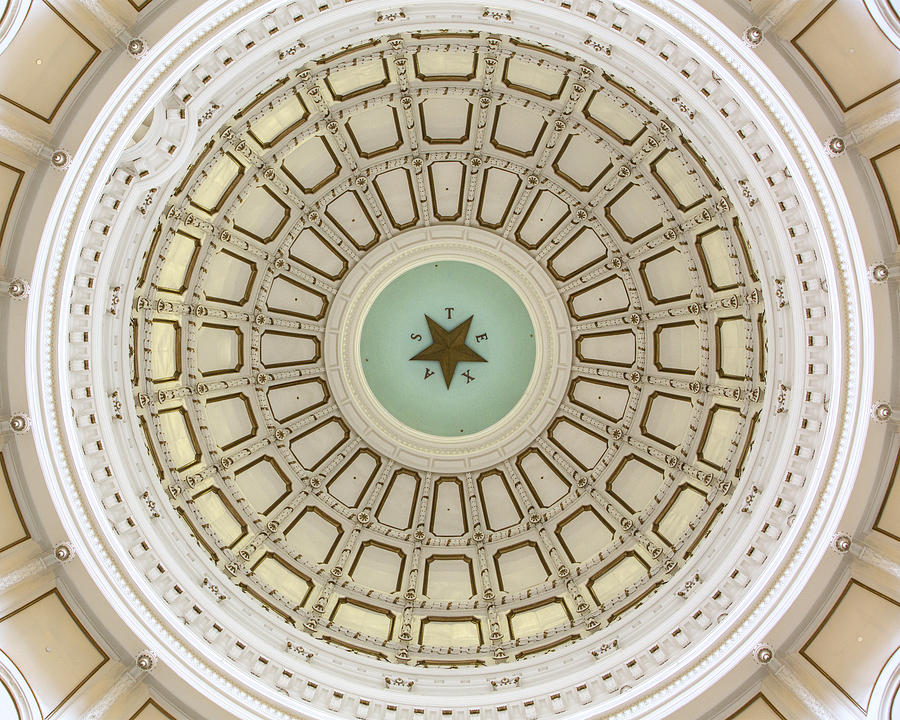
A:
[2,277,29,300]
[742,26,763,48]
[823,136,845,158]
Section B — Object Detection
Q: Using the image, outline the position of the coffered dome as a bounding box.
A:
[0,1,898,720]
[127,31,769,666]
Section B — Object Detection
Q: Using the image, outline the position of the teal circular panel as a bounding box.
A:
[360,261,536,437]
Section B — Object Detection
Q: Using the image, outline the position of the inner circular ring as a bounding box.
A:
[324,226,573,473]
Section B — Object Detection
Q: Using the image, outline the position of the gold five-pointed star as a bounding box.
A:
[410,314,486,389]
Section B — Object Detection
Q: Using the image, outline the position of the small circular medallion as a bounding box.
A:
[325,227,571,472]
[360,261,536,436]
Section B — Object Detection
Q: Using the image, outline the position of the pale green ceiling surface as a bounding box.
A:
[360,260,536,436]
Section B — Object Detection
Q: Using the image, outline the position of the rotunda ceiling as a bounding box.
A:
[23,2,873,718]
[129,31,767,665]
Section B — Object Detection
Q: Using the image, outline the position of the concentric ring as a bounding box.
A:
[325,226,572,472]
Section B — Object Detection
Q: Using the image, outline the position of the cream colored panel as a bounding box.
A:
[324,191,379,249]
[516,190,569,249]
[259,331,319,368]
[205,394,256,451]
[376,471,419,530]
[578,329,636,366]
[508,600,570,639]
[431,478,466,536]
[0,454,28,552]
[504,57,566,98]
[420,618,481,647]
[234,456,290,515]
[555,506,613,563]
[802,581,900,711]
[424,556,475,599]
[0,161,23,247]
[873,144,900,244]
[414,51,477,80]
[193,489,244,547]
[587,554,649,605]
[326,60,389,99]
[157,407,200,470]
[605,183,663,242]
[568,275,630,319]
[696,227,739,291]
[288,228,346,279]
[584,90,644,144]
[350,543,404,593]
[0,591,106,718]
[547,227,608,279]
[328,450,380,508]
[553,134,612,191]
[196,324,242,376]
[150,320,180,383]
[654,322,700,374]
[641,392,692,449]
[608,456,662,514]
[478,471,521,531]
[419,98,471,142]
[0,0,98,121]
[640,247,693,304]
[157,231,201,295]
[569,378,630,422]
[253,556,312,607]
[266,276,327,320]
[232,186,290,243]
[203,249,256,305]
[793,0,900,110]
[373,168,417,229]
[249,92,307,146]
[266,378,327,424]
[429,161,465,220]
[698,406,741,470]
[654,485,707,545]
[517,450,570,507]
[477,167,520,227]
[281,136,340,193]
[549,419,608,470]
[491,104,546,156]
[651,150,704,211]
[289,419,347,470]
[717,316,747,379]
[192,154,242,213]
[331,600,393,640]
[346,105,402,158]
[495,543,549,591]
[875,448,900,539]
[285,508,342,563]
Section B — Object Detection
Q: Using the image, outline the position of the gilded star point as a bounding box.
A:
[410,314,486,388]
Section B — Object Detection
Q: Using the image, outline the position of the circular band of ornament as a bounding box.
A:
[325,226,572,472]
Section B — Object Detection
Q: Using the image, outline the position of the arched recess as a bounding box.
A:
[872,646,900,720]
[0,647,41,720]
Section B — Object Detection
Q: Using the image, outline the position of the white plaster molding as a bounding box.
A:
[0,647,42,720]
[864,0,900,51]
[0,0,30,57]
[0,551,56,594]
[771,658,839,720]
[22,0,872,718]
